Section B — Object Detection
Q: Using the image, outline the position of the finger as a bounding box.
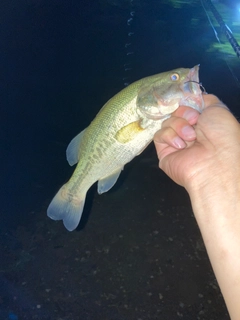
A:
[203,94,221,107]
[171,106,200,125]
[203,94,229,110]
[155,143,180,162]
[161,116,196,141]
[154,126,186,149]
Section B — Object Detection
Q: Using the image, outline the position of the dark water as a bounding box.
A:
[1,0,238,319]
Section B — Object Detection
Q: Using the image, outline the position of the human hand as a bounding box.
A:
[154,94,240,194]
[154,94,240,320]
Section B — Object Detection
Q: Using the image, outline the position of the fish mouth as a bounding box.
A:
[136,65,205,121]
[179,65,205,112]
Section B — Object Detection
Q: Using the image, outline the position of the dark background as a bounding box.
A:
[2,0,240,227]
[1,0,239,319]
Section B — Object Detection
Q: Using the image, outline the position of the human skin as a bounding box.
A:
[154,94,240,320]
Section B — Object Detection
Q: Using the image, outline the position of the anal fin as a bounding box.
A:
[98,168,123,194]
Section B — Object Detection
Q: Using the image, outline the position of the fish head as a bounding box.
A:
[136,65,204,120]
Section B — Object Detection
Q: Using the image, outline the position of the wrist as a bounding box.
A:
[188,172,240,221]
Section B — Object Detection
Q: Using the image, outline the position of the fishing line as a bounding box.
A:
[122,0,135,87]
[184,80,207,94]
[200,0,240,87]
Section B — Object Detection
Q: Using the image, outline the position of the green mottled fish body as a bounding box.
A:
[69,85,163,193]
[47,66,204,231]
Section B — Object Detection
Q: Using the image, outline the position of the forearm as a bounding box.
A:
[189,181,240,320]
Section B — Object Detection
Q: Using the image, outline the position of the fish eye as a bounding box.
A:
[170,73,180,81]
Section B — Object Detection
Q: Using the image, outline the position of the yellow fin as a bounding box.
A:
[115,121,144,144]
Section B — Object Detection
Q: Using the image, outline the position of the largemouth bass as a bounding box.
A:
[47,65,204,231]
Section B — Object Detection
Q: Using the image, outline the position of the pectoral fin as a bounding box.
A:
[98,168,123,194]
[66,129,86,166]
[115,121,144,144]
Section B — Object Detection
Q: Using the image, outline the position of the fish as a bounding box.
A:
[47,65,204,231]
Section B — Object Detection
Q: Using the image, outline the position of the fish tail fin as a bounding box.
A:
[47,184,86,231]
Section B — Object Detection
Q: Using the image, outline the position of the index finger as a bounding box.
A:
[170,106,200,126]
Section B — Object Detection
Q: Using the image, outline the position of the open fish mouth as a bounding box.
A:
[136,65,206,121]
[180,65,205,112]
